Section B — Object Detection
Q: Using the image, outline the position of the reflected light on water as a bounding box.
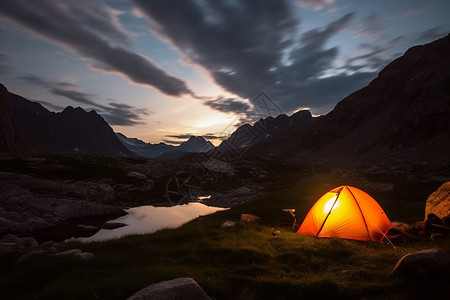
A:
[74,202,227,243]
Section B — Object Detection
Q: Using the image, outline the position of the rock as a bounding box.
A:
[431,233,446,241]
[76,224,99,234]
[0,172,122,236]
[102,222,128,230]
[392,248,450,279]
[127,277,211,300]
[0,235,38,252]
[54,249,82,258]
[127,172,147,180]
[54,249,95,260]
[425,182,450,219]
[17,237,39,249]
[17,250,48,263]
[0,233,21,243]
[221,221,236,228]
[232,187,253,195]
[241,214,260,223]
[74,252,95,261]
[39,241,60,249]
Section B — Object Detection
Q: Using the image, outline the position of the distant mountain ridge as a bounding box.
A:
[116,133,214,158]
[247,34,450,169]
[9,93,135,157]
[217,109,313,152]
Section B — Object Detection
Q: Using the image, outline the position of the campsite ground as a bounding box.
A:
[0,156,449,299]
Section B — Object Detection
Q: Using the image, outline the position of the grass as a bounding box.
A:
[1,174,449,300]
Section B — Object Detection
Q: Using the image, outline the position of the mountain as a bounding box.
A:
[248,34,450,169]
[10,93,135,157]
[0,84,40,154]
[178,136,214,153]
[218,109,312,152]
[116,133,214,158]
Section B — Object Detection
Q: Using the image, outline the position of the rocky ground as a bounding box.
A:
[0,153,448,242]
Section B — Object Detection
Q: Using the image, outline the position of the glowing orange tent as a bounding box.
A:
[297,185,393,242]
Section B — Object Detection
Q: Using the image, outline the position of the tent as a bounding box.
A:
[297,185,393,242]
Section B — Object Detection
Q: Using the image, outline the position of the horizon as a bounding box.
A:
[1,0,449,145]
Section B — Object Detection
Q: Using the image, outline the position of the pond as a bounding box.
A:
[73,202,228,242]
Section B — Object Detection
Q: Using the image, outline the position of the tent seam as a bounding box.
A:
[347,186,372,241]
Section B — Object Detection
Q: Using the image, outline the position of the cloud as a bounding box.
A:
[204,97,251,114]
[133,0,357,115]
[19,74,152,126]
[31,99,66,112]
[162,139,182,146]
[0,0,191,97]
[0,53,12,73]
[298,0,335,11]
[166,133,227,141]
[414,27,447,43]
[272,72,377,114]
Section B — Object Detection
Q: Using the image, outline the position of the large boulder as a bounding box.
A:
[241,214,260,223]
[127,277,211,300]
[425,182,450,219]
[392,248,450,279]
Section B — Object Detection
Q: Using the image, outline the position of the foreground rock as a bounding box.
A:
[392,248,450,279]
[425,182,450,219]
[221,220,236,228]
[127,171,147,180]
[54,249,95,261]
[127,277,211,300]
[0,234,38,253]
[0,172,123,235]
[241,214,260,223]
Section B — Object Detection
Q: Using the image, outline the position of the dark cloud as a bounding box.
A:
[298,0,335,11]
[133,0,357,114]
[204,97,251,114]
[19,74,151,126]
[0,0,191,96]
[271,72,377,114]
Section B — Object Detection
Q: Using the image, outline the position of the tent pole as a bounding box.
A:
[347,186,372,241]
[316,188,343,237]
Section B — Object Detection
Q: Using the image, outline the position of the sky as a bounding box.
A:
[0,0,449,146]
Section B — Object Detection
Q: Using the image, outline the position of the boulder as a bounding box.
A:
[431,233,446,241]
[127,172,147,180]
[392,248,450,279]
[0,234,38,252]
[221,221,236,228]
[232,187,253,196]
[127,277,211,300]
[0,233,21,243]
[17,250,48,263]
[54,249,95,261]
[241,214,260,223]
[425,182,450,219]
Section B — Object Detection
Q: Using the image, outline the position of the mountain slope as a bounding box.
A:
[0,84,40,154]
[10,93,135,157]
[248,34,450,168]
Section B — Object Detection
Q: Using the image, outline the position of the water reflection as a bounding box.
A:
[75,202,227,242]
